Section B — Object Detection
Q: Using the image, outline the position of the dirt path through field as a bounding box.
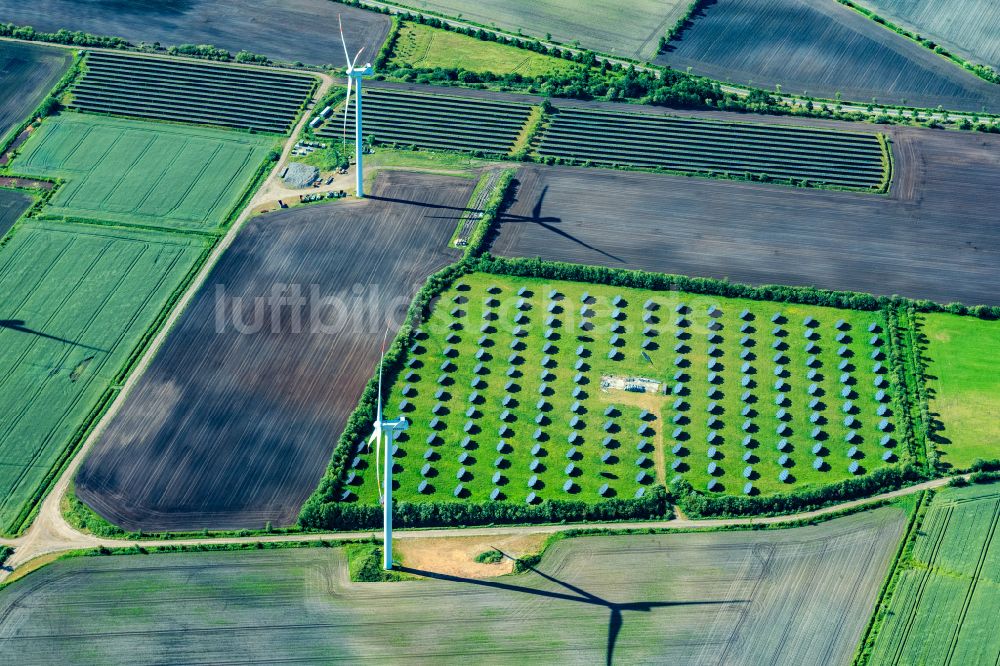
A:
[595,386,669,487]
[0,474,956,583]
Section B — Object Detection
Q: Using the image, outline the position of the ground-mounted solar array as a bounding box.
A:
[867,485,1000,664]
[0,220,206,535]
[539,107,888,189]
[69,51,316,133]
[12,113,274,232]
[343,273,902,505]
[319,88,534,156]
[0,508,907,665]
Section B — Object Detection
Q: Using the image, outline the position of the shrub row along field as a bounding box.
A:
[857,0,1000,69]
[0,40,72,141]
[13,113,274,232]
[318,88,533,156]
[70,51,316,133]
[389,21,581,76]
[76,172,470,532]
[539,107,887,189]
[344,272,901,506]
[0,509,906,665]
[397,0,690,61]
[0,220,205,535]
[657,0,1000,112]
[920,314,1000,471]
[867,485,1000,664]
[0,188,32,238]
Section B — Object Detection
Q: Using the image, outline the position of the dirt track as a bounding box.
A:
[490,126,1000,307]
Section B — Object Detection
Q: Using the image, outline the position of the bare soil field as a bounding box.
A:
[857,0,1000,70]
[0,507,906,664]
[0,0,389,66]
[491,126,1000,307]
[75,171,471,532]
[0,188,31,238]
[656,0,1000,113]
[0,41,71,141]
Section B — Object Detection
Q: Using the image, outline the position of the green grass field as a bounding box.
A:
[921,313,1000,469]
[12,113,274,232]
[347,273,903,506]
[390,21,583,76]
[401,0,690,60]
[0,220,206,535]
[867,484,1000,664]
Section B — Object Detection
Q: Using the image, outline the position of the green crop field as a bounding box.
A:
[344,272,903,506]
[402,0,690,60]
[867,484,1000,664]
[921,313,1000,470]
[389,21,582,76]
[0,220,206,535]
[0,508,906,664]
[12,113,274,232]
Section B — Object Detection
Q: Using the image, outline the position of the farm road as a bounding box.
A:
[491,127,1000,307]
[0,474,953,583]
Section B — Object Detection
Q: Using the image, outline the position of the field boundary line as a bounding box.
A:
[942,497,1000,664]
[888,500,952,665]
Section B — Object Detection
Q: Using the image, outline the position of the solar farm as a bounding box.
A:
[69,51,316,133]
[342,273,902,505]
[539,107,889,189]
[319,87,535,156]
[0,3,997,663]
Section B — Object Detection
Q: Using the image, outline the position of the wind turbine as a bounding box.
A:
[340,15,374,198]
[366,331,408,570]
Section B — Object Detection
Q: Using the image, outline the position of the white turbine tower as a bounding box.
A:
[366,332,408,570]
[340,15,374,198]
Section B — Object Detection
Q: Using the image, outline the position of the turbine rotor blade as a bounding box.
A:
[351,46,366,70]
[338,14,350,70]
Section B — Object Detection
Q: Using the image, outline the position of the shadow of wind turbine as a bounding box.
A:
[0,319,108,353]
[399,552,744,666]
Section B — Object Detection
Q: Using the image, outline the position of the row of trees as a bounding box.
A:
[300,487,669,530]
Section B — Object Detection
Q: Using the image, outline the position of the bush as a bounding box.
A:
[474,549,504,564]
